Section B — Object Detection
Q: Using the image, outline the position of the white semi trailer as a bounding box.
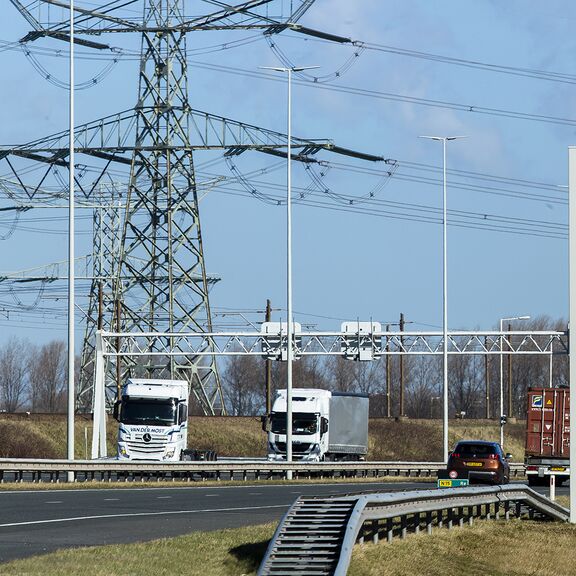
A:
[112,378,217,462]
[263,388,369,462]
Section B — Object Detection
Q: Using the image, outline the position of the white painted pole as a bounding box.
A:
[549,342,553,388]
[442,137,448,464]
[286,67,293,479]
[67,0,75,480]
[568,146,576,523]
[257,65,318,478]
[419,135,464,462]
[91,331,105,459]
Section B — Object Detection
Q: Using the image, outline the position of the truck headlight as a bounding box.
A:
[164,448,175,459]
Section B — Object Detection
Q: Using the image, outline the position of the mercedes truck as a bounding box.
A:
[113,378,190,461]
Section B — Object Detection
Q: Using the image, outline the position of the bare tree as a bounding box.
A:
[222,354,263,415]
[448,352,484,418]
[405,356,441,418]
[29,341,66,412]
[326,356,357,392]
[0,337,28,412]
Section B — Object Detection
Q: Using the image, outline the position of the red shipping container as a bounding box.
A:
[525,388,570,458]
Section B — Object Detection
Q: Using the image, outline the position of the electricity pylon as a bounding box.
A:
[4,0,386,414]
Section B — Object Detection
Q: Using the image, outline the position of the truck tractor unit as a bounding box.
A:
[263,388,369,462]
[113,378,189,461]
[524,387,570,486]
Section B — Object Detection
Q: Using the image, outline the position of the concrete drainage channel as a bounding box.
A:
[257,485,569,576]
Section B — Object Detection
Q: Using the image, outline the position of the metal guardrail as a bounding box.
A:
[0,458,525,483]
[258,485,569,576]
[0,458,526,483]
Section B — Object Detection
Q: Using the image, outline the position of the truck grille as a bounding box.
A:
[276,442,312,454]
[126,433,168,456]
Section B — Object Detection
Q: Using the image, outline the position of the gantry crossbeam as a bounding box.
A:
[97,329,569,358]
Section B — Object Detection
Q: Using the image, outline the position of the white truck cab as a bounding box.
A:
[264,388,368,462]
[113,378,189,461]
[266,388,330,462]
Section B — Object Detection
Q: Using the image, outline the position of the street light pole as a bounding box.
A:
[499,315,530,448]
[261,65,318,479]
[419,135,465,463]
[67,0,76,479]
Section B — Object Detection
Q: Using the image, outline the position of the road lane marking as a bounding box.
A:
[104,498,120,501]
[0,504,289,528]
[45,501,63,504]
[156,496,172,499]
[0,482,393,496]
[204,494,219,497]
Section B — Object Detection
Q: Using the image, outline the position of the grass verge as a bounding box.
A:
[0,414,526,461]
[349,520,576,576]
[2,516,575,576]
[0,523,276,576]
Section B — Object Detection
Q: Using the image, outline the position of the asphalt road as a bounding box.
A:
[0,481,569,564]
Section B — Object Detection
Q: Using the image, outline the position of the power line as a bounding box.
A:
[205,180,567,240]
[187,60,576,128]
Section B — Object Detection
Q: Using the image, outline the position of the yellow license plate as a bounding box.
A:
[550,467,566,472]
[465,462,483,467]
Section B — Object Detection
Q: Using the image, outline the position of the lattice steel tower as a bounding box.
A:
[116,2,222,412]
[5,0,385,415]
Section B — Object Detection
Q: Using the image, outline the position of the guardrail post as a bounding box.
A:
[426,511,433,534]
[467,506,473,526]
[495,501,500,520]
[458,507,464,527]
[371,520,379,544]
[505,501,510,520]
[515,501,522,518]
[447,508,453,530]
[437,509,443,529]
[400,515,407,539]
[387,518,394,542]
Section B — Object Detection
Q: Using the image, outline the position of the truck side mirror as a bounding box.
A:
[178,403,188,424]
[261,415,271,432]
[321,417,328,435]
[113,400,121,422]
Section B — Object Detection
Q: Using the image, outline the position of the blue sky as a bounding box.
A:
[0,0,573,346]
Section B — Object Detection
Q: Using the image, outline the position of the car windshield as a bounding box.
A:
[270,413,318,435]
[121,399,176,426]
[456,443,498,457]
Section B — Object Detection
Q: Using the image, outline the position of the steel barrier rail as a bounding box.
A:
[257,485,568,576]
[0,458,525,483]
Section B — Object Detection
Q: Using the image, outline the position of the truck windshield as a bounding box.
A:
[270,413,317,435]
[121,399,176,426]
